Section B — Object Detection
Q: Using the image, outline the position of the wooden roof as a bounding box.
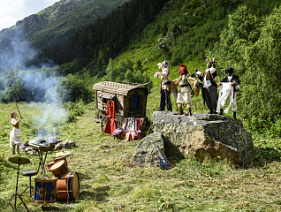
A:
[93,81,149,96]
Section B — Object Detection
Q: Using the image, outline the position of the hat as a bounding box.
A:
[225,67,234,74]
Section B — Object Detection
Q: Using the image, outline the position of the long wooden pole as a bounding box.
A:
[14,98,22,117]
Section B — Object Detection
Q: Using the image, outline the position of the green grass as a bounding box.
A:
[1,100,281,211]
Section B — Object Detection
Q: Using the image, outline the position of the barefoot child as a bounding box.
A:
[10,111,23,154]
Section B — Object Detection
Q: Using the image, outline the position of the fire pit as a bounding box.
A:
[28,137,62,151]
[23,137,62,154]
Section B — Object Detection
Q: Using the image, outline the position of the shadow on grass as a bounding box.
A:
[0,157,17,169]
[78,172,92,180]
[36,186,110,211]
[252,146,281,167]
[79,185,110,202]
[164,137,281,168]
[0,198,8,209]
[41,206,65,211]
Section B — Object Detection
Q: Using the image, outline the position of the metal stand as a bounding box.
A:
[5,160,29,211]
[37,150,49,177]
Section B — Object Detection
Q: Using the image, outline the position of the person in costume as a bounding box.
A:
[10,111,23,154]
[195,58,218,114]
[173,64,199,116]
[154,60,172,112]
[217,67,240,119]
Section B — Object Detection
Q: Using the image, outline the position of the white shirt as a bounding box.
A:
[203,67,216,88]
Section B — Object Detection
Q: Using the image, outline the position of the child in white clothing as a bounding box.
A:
[10,111,23,154]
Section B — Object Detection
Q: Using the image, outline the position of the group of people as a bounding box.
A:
[9,59,240,155]
[154,58,240,119]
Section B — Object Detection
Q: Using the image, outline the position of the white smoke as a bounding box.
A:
[0,27,32,72]
[0,26,69,138]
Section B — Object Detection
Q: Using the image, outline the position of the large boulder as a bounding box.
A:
[131,111,254,167]
[151,111,254,165]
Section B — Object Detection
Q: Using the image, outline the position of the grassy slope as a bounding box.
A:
[111,30,213,116]
[99,0,225,115]
[0,102,281,211]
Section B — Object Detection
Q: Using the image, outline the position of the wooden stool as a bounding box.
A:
[22,170,38,197]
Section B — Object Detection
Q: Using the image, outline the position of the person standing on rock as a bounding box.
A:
[173,64,199,116]
[195,58,218,114]
[10,111,23,154]
[154,60,172,112]
[217,67,240,119]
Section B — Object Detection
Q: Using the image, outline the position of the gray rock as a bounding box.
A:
[54,139,76,150]
[151,111,253,165]
[130,132,167,167]
[130,111,254,167]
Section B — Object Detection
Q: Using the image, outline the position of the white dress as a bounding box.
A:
[216,83,234,114]
[10,118,23,148]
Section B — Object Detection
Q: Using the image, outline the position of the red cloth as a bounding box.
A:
[106,100,116,118]
[135,118,145,140]
[104,100,116,134]
[136,118,145,131]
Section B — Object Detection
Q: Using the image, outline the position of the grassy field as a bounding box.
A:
[1,94,281,211]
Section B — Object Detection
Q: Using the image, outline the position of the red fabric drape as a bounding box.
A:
[104,100,116,134]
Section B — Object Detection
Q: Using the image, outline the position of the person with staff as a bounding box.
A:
[10,111,23,154]
[154,60,173,112]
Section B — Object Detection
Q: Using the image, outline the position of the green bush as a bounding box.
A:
[213,5,281,137]
[105,58,152,85]
[56,74,93,103]
[268,119,281,138]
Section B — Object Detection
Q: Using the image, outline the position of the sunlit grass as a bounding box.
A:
[1,102,281,211]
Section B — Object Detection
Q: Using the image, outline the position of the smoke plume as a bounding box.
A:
[0,26,68,138]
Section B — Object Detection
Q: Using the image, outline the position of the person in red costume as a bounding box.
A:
[173,64,198,116]
[104,100,116,134]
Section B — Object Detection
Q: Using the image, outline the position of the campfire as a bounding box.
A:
[23,137,75,154]
[28,137,62,149]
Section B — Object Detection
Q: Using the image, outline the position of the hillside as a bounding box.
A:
[41,0,169,68]
[77,0,281,138]
[41,0,281,75]
[0,0,129,52]
[0,0,280,137]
